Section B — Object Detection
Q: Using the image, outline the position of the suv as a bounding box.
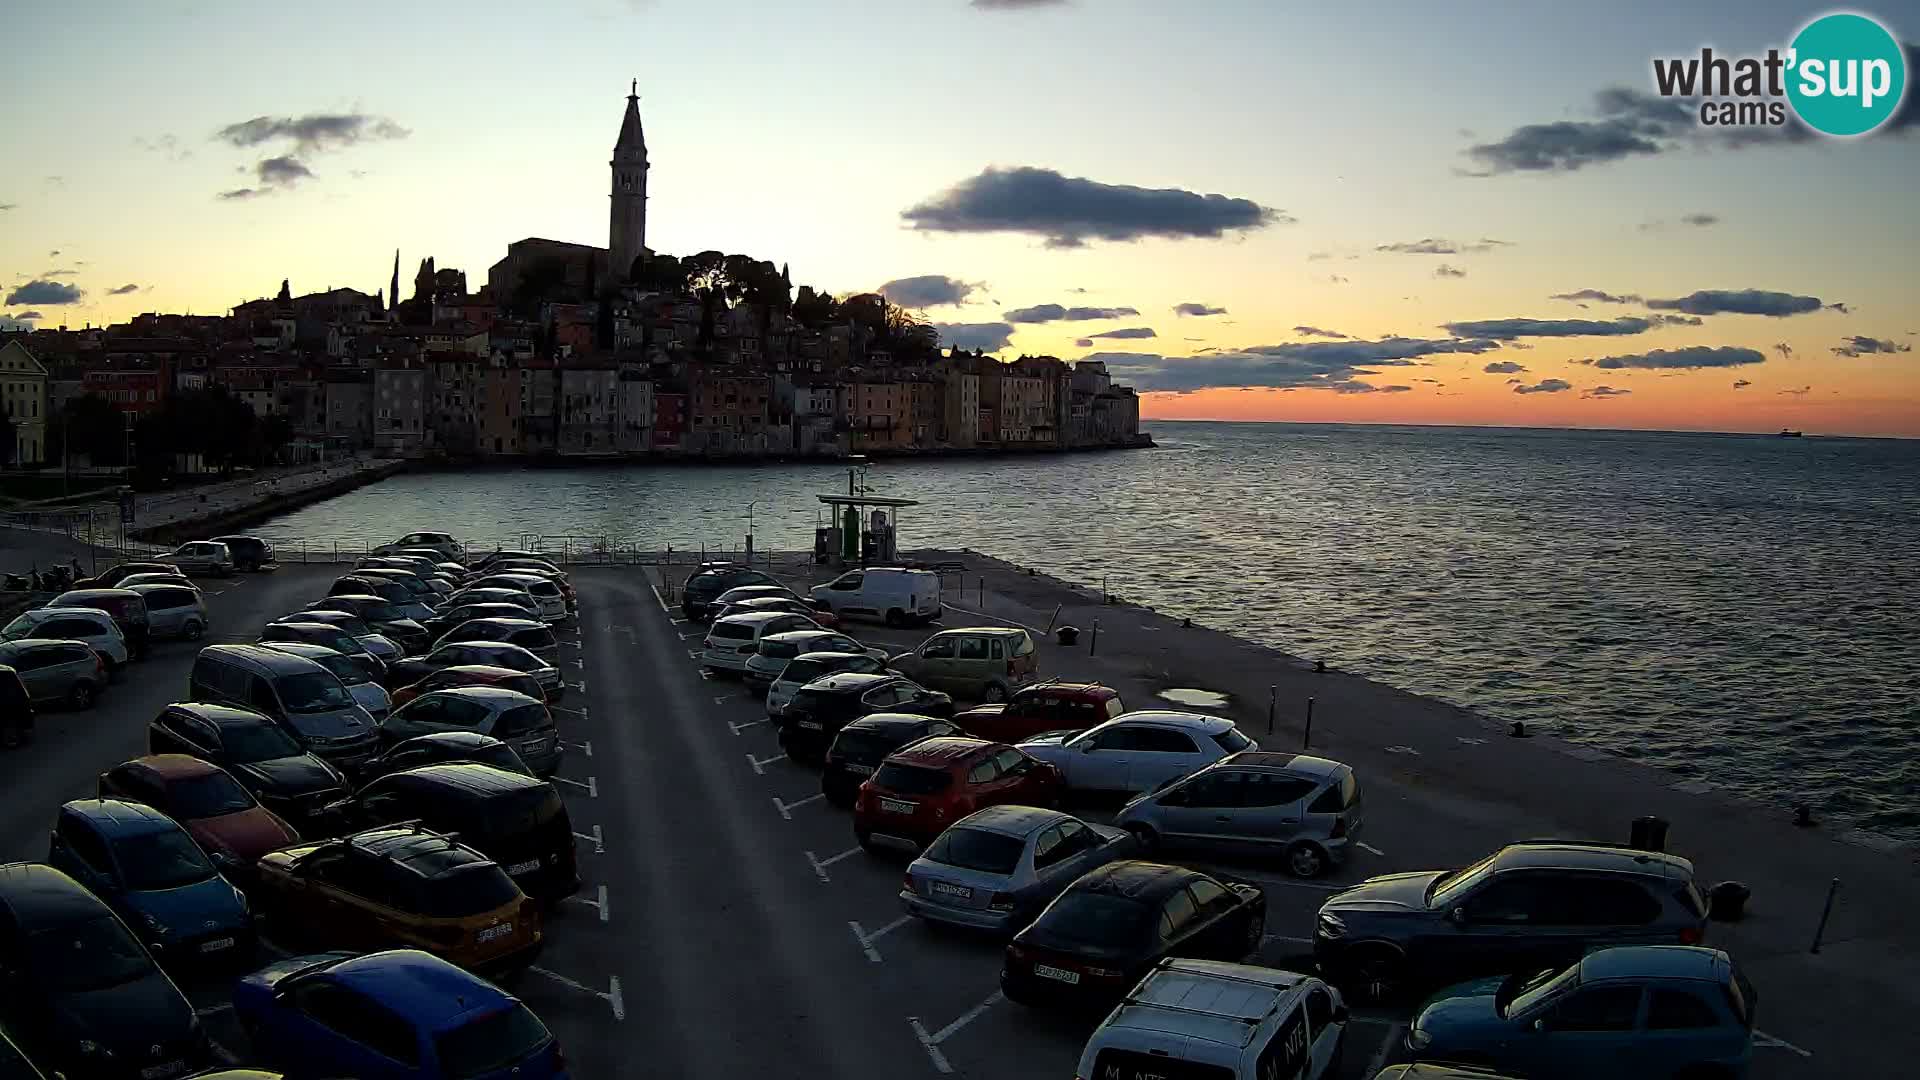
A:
[1313,841,1711,1002]
[126,582,211,641]
[155,541,235,577]
[258,641,393,720]
[378,687,562,776]
[952,681,1124,743]
[776,672,953,763]
[147,702,351,831]
[190,645,381,772]
[210,534,275,571]
[1018,711,1258,796]
[808,566,942,626]
[0,638,106,709]
[821,713,959,807]
[1077,959,1349,1080]
[888,627,1039,702]
[259,619,394,669]
[2,607,129,670]
[1118,752,1363,878]
[47,588,150,658]
[433,617,560,665]
[741,629,880,691]
[700,611,821,676]
[329,575,437,622]
[73,560,184,589]
[254,824,543,976]
[764,650,891,718]
[372,531,464,560]
[681,567,778,620]
[853,737,1062,850]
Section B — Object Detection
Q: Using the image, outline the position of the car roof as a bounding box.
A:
[52,588,138,600]
[891,736,995,766]
[391,762,544,794]
[391,731,507,751]
[844,712,941,734]
[128,753,224,780]
[203,643,329,674]
[440,641,536,659]
[1578,946,1731,984]
[0,862,114,924]
[421,686,539,707]
[346,826,494,877]
[24,606,114,621]
[1098,710,1236,734]
[455,617,545,631]
[1215,751,1346,779]
[167,702,276,727]
[0,638,91,653]
[792,651,870,665]
[60,798,178,837]
[1021,680,1118,698]
[324,949,509,1029]
[1074,860,1202,900]
[712,611,796,627]
[318,593,388,605]
[763,629,837,642]
[956,804,1071,838]
[432,665,527,679]
[260,641,353,660]
[1108,959,1310,1050]
[1371,1066,1525,1080]
[931,625,1027,638]
[807,672,895,691]
[126,582,199,595]
[1495,841,1694,879]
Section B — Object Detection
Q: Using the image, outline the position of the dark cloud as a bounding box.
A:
[1087,327,1157,340]
[935,322,1015,352]
[0,203,15,212]
[4,280,83,305]
[214,112,410,155]
[106,284,141,295]
[1444,316,1655,340]
[1434,264,1467,279]
[42,269,77,278]
[47,249,58,257]
[1076,335,1502,394]
[1293,326,1348,339]
[1550,288,1642,305]
[1582,385,1632,398]
[901,166,1284,248]
[1577,345,1767,370]
[1004,303,1140,323]
[1482,361,1528,374]
[1333,382,1413,394]
[12,311,43,320]
[1652,314,1704,326]
[1513,379,1573,394]
[1826,302,1851,315]
[1376,238,1508,255]
[877,274,980,308]
[1646,290,1823,317]
[218,187,262,201]
[1173,302,1227,317]
[1831,335,1913,357]
[258,155,315,186]
[1733,379,1752,389]
[1328,275,1349,285]
[1074,338,1093,348]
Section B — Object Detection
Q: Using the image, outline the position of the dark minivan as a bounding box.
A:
[681,567,778,621]
[46,588,150,659]
[189,645,381,774]
[822,712,961,808]
[209,534,275,572]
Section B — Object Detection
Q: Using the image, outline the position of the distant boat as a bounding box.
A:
[1776,428,1804,438]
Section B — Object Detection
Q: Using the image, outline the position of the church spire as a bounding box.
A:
[389,250,400,318]
[615,80,646,157]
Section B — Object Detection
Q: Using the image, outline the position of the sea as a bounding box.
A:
[256,422,1920,843]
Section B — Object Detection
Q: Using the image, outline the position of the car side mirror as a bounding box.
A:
[1448,906,1468,926]
[1532,1018,1547,1032]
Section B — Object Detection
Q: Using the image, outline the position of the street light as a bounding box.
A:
[746,500,759,561]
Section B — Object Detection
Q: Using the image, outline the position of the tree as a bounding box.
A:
[259,414,294,463]
[792,286,840,327]
[63,394,125,465]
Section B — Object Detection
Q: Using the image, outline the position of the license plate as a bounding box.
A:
[140,1063,185,1080]
[931,881,971,899]
[798,720,822,730]
[199,936,235,953]
[506,859,540,875]
[1033,964,1080,985]
[519,739,548,753]
[880,798,916,814]
[842,763,874,776]
[476,923,513,943]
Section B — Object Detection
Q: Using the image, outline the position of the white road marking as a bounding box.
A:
[526,966,625,1021]
[773,791,826,820]
[567,680,588,692]
[849,914,913,963]
[1365,1022,1406,1076]
[1456,736,1487,746]
[805,846,862,883]
[608,976,625,1020]
[748,751,786,775]
[564,883,610,923]
[647,584,671,615]
[566,739,593,756]
[1195,866,1347,892]
[680,631,702,641]
[568,658,585,669]
[686,649,702,660]
[1754,1031,1813,1057]
[551,774,598,797]
[1384,745,1422,755]
[1357,841,1387,856]
[730,718,768,735]
[909,990,1005,1072]
[572,824,604,853]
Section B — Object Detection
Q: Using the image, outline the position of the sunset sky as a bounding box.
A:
[4,0,1917,436]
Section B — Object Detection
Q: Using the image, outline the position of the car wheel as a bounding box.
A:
[1244,912,1266,956]
[69,681,96,710]
[1343,944,1406,1004]
[184,620,205,641]
[885,608,906,628]
[980,683,1008,704]
[1125,823,1160,851]
[1285,841,1329,879]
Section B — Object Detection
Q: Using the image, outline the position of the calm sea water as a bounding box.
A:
[258,422,1920,841]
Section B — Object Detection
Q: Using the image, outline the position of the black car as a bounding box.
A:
[0,664,34,749]
[209,535,274,572]
[303,594,430,654]
[423,601,541,640]
[777,672,953,763]
[0,863,212,1080]
[322,764,580,903]
[821,712,960,808]
[1001,861,1266,1010]
[326,576,436,622]
[681,567,778,621]
[146,702,352,831]
[360,732,533,780]
[72,562,184,591]
[384,642,561,701]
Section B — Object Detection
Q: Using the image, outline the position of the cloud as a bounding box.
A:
[1733,379,1752,389]
[218,187,263,201]
[935,322,1015,352]
[4,280,84,305]
[1482,361,1528,373]
[1680,213,1719,227]
[106,283,142,295]
[1826,302,1851,315]
[1779,385,1812,396]
[1582,385,1632,398]
[877,274,980,308]
[1087,327,1157,340]
[1074,338,1093,348]
[1831,335,1913,357]
[1513,378,1573,394]
[1444,316,1656,340]
[1003,303,1140,323]
[1333,383,1413,394]
[1306,252,1332,262]
[1645,289,1823,317]
[1293,326,1348,339]
[901,165,1284,247]
[42,269,77,278]
[1076,335,1503,394]
[1577,345,1767,370]
[214,112,410,155]
[12,311,43,320]
[1173,302,1227,317]
[1328,275,1349,285]
[1652,314,1703,326]
[1550,288,1642,305]
[1434,264,1467,279]
[0,203,14,212]
[218,153,319,200]
[134,133,192,161]
[1376,238,1508,255]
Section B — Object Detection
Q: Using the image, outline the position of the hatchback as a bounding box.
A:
[48,799,254,964]
[421,599,539,639]
[715,594,841,629]
[0,638,106,709]
[147,702,351,832]
[901,806,1135,932]
[117,572,204,590]
[276,610,404,665]
[1118,752,1363,878]
[764,650,891,719]
[952,681,1125,744]
[777,672,953,763]
[356,568,450,605]
[210,535,275,571]
[709,584,794,611]
[1018,711,1258,796]
[433,617,560,665]
[821,712,960,807]
[385,642,561,702]
[852,736,1062,850]
[0,863,211,1080]
[888,627,1040,703]
[156,541,235,577]
[378,687,562,777]
[46,588,150,658]
[74,560,184,589]
[301,594,430,654]
[328,576,436,622]
[701,611,821,675]
[741,628,882,690]
[3,607,130,669]
[391,664,547,707]
[468,574,565,622]
[128,582,212,641]
[361,732,534,780]
[98,755,299,877]
[681,567,777,620]
[258,641,394,719]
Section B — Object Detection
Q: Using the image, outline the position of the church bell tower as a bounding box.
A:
[609,80,649,287]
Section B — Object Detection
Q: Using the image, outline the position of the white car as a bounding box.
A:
[2,607,131,669]
[809,566,942,627]
[473,573,567,622]
[740,629,885,691]
[701,611,822,675]
[765,650,892,717]
[1017,711,1256,795]
[1077,959,1347,1080]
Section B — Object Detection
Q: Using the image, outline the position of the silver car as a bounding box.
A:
[260,620,392,674]
[2,607,130,668]
[377,686,563,776]
[155,540,235,577]
[433,617,560,666]
[1117,752,1363,878]
[0,639,106,709]
[741,629,884,691]
[257,641,395,720]
[125,583,210,641]
[900,806,1136,932]
[765,651,891,717]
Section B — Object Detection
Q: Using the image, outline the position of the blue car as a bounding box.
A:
[1408,945,1756,1080]
[234,949,568,1080]
[47,799,254,965]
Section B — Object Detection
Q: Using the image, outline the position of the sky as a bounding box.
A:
[3,0,1917,436]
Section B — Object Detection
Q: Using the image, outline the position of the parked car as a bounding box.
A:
[155,541,235,577]
[741,628,883,691]
[765,650,892,718]
[1313,841,1711,1003]
[901,806,1135,932]
[1002,861,1268,1009]
[1408,947,1756,1080]
[821,713,959,807]
[322,764,581,903]
[98,755,299,877]
[467,574,566,622]
[127,583,211,641]
[0,664,34,748]
[1118,752,1363,878]
[0,1029,52,1080]
[209,535,275,572]
[257,641,393,720]
[432,617,560,665]
[117,572,203,591]
[701,611,822,676]
[235,949,565,1080]
[482,562,575,610]
[383,642,562,702]
[147,701,352,833]
[0,863,212,1080]
[189,645,382,773]
[710,584,794,611]
[854,737,1063,850]
[1077,959,1349,1080]
[272,611,403,665]
[378,687,562,777]
[47,588,151,658]
[952,681,1125,743]
[808,566,943,626]
[431,593,544,633]
[371,531,464,560]
[326,576,436,622]
[300,594,429,654]
[259,620,392,672]
[354,567,449,606]
[390,664,546,707]
[48,799,254,963]
[715,594,841,629]
[255,824,543,976]
[681,567,778,620]
[361,732,533,780]
[72,560,184,590]
[888,627,1040,702]
[3,606,129,670]
[0,638,106,709]
[1018,711,1257,797]
[473,548,560,572]
[777,672,953,763]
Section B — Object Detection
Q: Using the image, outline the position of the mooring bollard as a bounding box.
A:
[1266,685,1277,735]
[1810,878,1840,953]
[1301,695,1315,748]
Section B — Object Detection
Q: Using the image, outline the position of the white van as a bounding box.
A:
[808,567,941,627]
[1076,959,1347,1080]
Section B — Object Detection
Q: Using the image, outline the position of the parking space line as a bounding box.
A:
[648,584,672,615]
[567,658,585,669]
[568,679,588,692]
[1365,1022,1406,1076]
[552,774,598,797]
[526,966,625,1021]
[773,791,826,819]
[748,751,787,775]
[1357,841,1386,856]
[681,631,702,641]
[805,845,862,883]
[1194,866,1347,892]
[908,991,1004,1074]
[849,914,913,963]
[687,649,702,660]
[564,884,611,924]
[1755,1031,1813,1058]
[572,824,604,853]
[730,718,768,735]
[566,739,593,756]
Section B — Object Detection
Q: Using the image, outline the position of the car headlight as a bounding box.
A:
[1317,912,1347,939]
[1406,1027,1433,1051]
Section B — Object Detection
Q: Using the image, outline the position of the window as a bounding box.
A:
[1132,728,1200,754]
[1090,727,1141,752]
[1546,986,1642,1032]
[1161,888,1198,934]
[990,748,1028,776]
[966,759,997,784]
[988,638,1005,661]
[1554,877,1663,926]
[58,817,113,875]
[1308,772,1359,814]
[1463,874,1546,922]
[1211,728,1254,753]
[1647,989,1720,1030]
[248,675,281,716]
[956,636,990,661]
[925,827,1026,874]
[1031,825,1065,869]
[1167,773,1239,809]
[1239,775,1317,808]
[289,982,420,1065]
[1187,878,1232,914]
[920,637,956,659]
[436,1004,551,1079]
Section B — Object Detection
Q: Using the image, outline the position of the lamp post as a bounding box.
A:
[746,500,758,561]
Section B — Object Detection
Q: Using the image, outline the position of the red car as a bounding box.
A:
[97,754,298,874]
[950,681,1124,744]
[391,664,547,707]
[853,737,1062,850]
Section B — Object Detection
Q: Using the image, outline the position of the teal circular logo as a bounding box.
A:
[1787,13,1907,136]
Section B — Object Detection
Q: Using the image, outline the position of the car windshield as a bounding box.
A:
[495,704,552,738]
[1039,892,1156,946]
[483,649,541,673]
[1508,963,1581,1017]
[924,827,1025,875]
[759,640,801,660]
[1,616,33,637]
[510,628,556,650]
[310,652,372,686]
[115,830,217,890]
[873,762,953,795]
[1212,728,1254,753]
[779,659,831,685]
[27,917,152,991]
[355,601,404,621]
[274,673,355,713]
[421,865,523,918]
[223,720,304,763]
[171,771,258,816]
[831,728,906,760]
[1428,853,1498,908]
[436,1004,552,1079]
[471,743,534,775]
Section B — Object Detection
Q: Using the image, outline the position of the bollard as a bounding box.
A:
[1266,685,1277,735]
[1302,695,1315,749]
[1089,618,1100,656]
[979,576,985,609]
[1810,878,1840,953]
